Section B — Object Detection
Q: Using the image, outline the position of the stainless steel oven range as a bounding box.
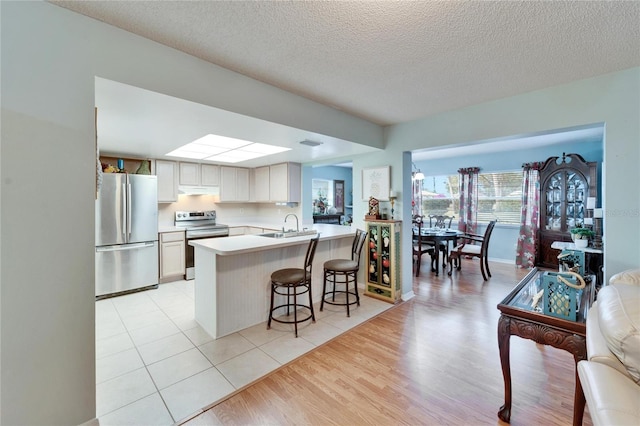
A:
[174,210,229,280]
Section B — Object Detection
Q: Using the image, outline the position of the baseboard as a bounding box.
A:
[488,257,515,265]
[401,290,416,301]
[159,274,185,284]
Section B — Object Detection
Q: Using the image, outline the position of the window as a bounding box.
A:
[422,171,523,224]
[421,175,459,218]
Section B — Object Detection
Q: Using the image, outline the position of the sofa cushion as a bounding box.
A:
[597,283,640,383]
[578,361,640,426]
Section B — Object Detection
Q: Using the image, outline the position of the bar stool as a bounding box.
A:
[267,236,319,337]
[321,229,368,317]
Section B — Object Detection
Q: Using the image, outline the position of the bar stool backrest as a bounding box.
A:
[304,236,320,281]
[351,229,368,265]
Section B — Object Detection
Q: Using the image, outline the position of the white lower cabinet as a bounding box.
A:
[228,227,246,236]
[228,226,269,236]
[159,231,185,282]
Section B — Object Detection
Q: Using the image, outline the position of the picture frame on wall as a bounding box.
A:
[334,180,345,214]
[362,166,390,201]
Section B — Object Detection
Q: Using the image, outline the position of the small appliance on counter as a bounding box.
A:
[95,173,159,298]
[174,210,229,280]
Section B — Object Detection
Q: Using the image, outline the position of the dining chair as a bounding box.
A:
[412,216,435,277]
[428,214,454,230]
[428,214,455,268]
[448,220,497,281]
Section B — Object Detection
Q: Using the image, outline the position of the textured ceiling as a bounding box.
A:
[50,0,640,126]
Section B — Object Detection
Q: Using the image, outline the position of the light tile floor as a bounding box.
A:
[96,279,393,425]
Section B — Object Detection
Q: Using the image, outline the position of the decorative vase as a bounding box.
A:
[135,160,151,175]
[574,238,588,248]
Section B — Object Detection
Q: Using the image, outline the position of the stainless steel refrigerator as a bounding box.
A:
[95,173,159,297]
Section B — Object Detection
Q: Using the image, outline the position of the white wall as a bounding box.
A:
[350,68,640,297]
[0,2,380,424]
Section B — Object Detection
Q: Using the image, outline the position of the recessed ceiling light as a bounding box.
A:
[166,134,290,163]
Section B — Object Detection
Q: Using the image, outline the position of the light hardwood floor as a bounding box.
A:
[183,259,593,425]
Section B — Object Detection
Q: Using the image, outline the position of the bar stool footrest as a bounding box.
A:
[269,304,314,326]
[322,290,360,307]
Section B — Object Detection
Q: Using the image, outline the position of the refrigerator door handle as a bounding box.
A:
[121,183,127,240]
[96,242,155,252]
[127,182,132,239]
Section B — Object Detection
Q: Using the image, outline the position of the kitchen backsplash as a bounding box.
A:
[158,195,301,226]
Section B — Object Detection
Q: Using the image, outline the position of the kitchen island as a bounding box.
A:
[189,224,356,339]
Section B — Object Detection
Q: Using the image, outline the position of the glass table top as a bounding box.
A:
[499,268,595,325]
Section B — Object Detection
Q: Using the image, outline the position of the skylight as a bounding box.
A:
[166,134,290,163]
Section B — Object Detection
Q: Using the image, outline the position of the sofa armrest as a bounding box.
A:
[578,361,640,426]
[587,301,634,378]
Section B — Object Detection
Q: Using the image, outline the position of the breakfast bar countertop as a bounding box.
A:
[189,224,355,256]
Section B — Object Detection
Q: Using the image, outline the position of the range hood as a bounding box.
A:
[178,185,220,196]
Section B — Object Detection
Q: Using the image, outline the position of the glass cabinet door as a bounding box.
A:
[545,172,563,231]
[565,171,586,229]
[543,170,587,233]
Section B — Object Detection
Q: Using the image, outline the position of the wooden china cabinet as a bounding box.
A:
[537,153,597,268]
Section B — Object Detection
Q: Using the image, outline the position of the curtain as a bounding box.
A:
[515,162,543,268]
[457,167,479,235]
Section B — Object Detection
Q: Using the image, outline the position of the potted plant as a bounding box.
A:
[570,227,595,248]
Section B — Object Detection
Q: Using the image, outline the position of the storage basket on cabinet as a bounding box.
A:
[542,271,586,321]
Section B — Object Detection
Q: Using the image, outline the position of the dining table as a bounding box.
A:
[414,228,464,276]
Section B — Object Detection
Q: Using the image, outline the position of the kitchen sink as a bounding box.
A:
[258,230,318,238]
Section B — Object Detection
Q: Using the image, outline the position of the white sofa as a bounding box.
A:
[577,269,640,425]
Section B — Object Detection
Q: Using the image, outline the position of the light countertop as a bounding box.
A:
[551,241,603,254]
[158,226,184,233]
[220,217,302,231]
[189,224,355,256]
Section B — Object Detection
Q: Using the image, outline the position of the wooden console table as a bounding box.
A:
[497,268,595,426]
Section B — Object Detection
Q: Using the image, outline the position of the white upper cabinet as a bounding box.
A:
[269,162,301,203]
[220,166,250,202]
[156,160,178,203]
[153,159,297,204]
[179,162,220,186]
[252,166,271,202]
[179,162,200,185]
[200,164,220,186]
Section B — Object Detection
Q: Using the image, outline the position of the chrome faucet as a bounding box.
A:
[283,213,299,233]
